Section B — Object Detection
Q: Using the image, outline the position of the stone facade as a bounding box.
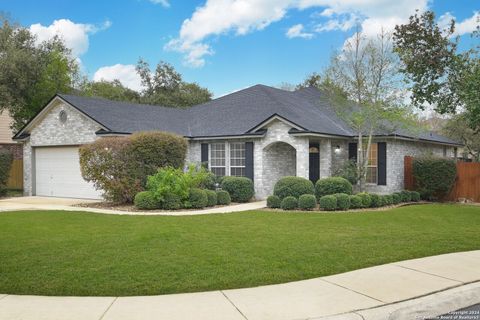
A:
[22,101,102,196]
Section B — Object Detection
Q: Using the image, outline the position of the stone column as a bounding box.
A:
[295,137,309,179]
[319,139,332,178]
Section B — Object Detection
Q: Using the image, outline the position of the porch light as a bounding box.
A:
[334,145,341,154]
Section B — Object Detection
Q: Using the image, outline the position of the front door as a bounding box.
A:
[309,143,320,183]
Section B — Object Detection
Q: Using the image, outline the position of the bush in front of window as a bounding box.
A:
[319,195,337,211]
[273,176,315,200]
[334,193,350,210]
[267,195,281,208]
[356,192,372,208]
[410,191,421,202]
[162,193,182,210]
[315,177,353,199]
[205,190,217,207]
[349,195,363,209]
[0,150,13,196]
[298,194,317,211]
[216,190,231,205]
[134,191,158,210]
[400,190,412,202]
[220,176,254,202]
[281,196,298,210]
[369,193,382,207]
[187,188,208,209]
[392,193,402,204]
[412,156,457,200]
[382,194,393,206]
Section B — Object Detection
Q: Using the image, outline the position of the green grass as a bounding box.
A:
[0,204,479,296]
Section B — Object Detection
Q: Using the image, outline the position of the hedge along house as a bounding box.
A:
[13,84,461,200]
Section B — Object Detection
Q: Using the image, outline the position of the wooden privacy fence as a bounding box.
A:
[404,156,480,202]
[7,159,23,189]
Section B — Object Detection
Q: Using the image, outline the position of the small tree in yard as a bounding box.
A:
[324,28,417,191]
[413,156,457,200]
[442,114,480,162]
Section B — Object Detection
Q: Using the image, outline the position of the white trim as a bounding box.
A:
[189,133,265,141]
[248,115,303,133]
[289,132,350,139]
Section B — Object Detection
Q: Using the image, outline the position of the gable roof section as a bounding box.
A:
[13,85,461,146]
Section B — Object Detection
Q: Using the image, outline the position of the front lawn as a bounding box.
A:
[0,204,479,296]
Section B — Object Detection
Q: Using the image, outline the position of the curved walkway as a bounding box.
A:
[1,251,479,320]
[0,196,267,215]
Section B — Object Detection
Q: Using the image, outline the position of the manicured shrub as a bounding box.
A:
[79,131,187,203]
[273,176,315,199]
[199,171,217,190]
[410,191,421,202]
[281,196,298,210]
[315,177,353,199]
[221,177,254,202]
[392,193,401,204]
[134,191,158,210]
[147,167,190,207]
[298,194,317,211]
[382,194,393,206]
[319,195,337,211]
[370,194,381,208]
[267,195,281,208]
[216,190,231,205]
[334,193,350,210]
[376,195,385,207]
[413,156,457,200]
[162,193,182,210]
[400,190,412,202]
[332,159,358,185]
[349,195,363,209]
[188,188,208,209]
[0,150,13,196]
[205,190,217,207]
[357,192,372,208]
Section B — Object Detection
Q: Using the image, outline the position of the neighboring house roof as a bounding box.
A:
[13,84,462,146]
[0,111,14,144]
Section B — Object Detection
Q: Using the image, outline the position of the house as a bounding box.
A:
[13,84,461,200]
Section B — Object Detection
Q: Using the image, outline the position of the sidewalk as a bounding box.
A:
[0,196,267,215]
[0,250,479,320]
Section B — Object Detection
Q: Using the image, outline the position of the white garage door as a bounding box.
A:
[35,147,102,199]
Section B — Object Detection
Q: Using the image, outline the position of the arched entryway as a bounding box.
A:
[262,141,297,197]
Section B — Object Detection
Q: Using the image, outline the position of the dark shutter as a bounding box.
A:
[377,142,387,185]
[201,143,208,167]
[348,143,358,162]
[245,142,254,181]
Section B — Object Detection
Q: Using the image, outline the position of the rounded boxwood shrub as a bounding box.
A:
[134,191,158,210]
[188,188,208,209]
[205,190,217,207]
[382,194,393,206]
[392,193,401,204]
[315,177,353,199]
[334,193,350,210]
[376,195,385,207]
[370,194,381,208]
[400,190,412,202]
[267,195,281,208]
[410,191,421,202]
[162,192,182,210]
[221,177,254,202]
[273,176,315,200]
[349,195,363,209]
[357,192,372,208]
[216,190,231,205]
[298,194,317,211]
[281,196,298,210]
[319,195,337,211]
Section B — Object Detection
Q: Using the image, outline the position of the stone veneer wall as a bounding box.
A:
[22,102,102,195]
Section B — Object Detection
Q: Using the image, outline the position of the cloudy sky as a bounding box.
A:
[4,0,479,96]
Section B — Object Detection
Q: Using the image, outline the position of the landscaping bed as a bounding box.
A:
[74,200,245,212]
[1,204,479,297]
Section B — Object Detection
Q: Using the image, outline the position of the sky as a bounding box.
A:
[2,0,479,97]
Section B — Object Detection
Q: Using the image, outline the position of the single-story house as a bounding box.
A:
[13,84,461,200]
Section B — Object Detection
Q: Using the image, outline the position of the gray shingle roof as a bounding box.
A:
[53,85,460,145]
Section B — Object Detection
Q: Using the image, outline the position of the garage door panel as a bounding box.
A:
[35,147,102,199]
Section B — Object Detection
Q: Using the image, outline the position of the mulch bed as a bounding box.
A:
[73,201,241,213]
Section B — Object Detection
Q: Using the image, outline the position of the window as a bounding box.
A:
[210,143,226,176]
[230,143,246,177]
[365,143,378,184]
